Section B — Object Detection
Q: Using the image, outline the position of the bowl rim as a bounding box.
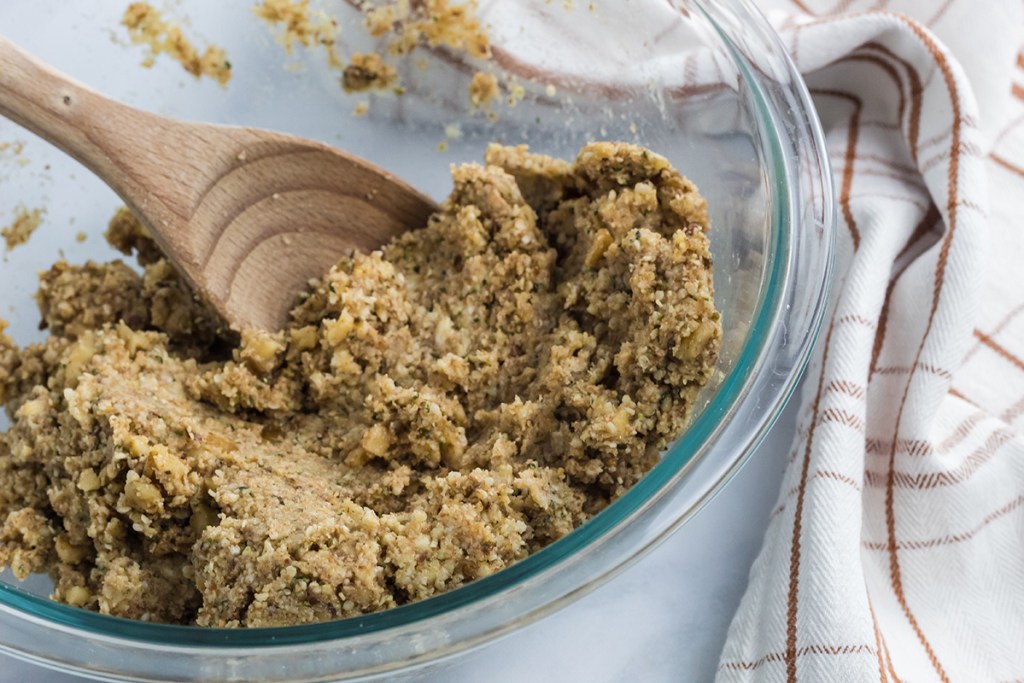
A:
[0,0,835,676]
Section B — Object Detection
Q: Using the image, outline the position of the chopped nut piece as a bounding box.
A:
[123,474,164,514]
[361,424,392,457]
[64,586,92,607]
[77,469,101,493]
[55,536,90,564]
[239,329,285,374]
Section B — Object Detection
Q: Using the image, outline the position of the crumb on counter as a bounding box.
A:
[253,0,342,68]
[2,207,44,252]
[122,3,232,86]
[342,52,398,93]
[468,71,499,108]
[365,0,491,59]
[505,81,526,107]
[249,0,514,118]
[0,142,720,627]
[0,141,29,168]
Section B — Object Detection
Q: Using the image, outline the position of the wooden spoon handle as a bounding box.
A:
[0,35,203,250]
[0,36,127,180]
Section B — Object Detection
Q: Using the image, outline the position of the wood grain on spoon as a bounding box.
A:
[0,36,436,331]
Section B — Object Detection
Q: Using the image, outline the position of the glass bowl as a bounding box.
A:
[0,0,834,680]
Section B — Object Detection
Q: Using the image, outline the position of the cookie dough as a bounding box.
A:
[0,142,720,627]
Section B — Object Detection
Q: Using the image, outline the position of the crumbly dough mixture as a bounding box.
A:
[0,143,720,627]
[2,206,44,252]
[122,3,232,86]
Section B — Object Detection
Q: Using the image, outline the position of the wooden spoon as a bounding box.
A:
[0,36,436,331]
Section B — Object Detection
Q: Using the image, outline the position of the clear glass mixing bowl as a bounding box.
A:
[0,0,834,680]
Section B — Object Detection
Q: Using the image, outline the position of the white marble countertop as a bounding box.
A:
[0,397,795,683]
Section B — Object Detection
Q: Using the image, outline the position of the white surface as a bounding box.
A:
[0,398,796,682]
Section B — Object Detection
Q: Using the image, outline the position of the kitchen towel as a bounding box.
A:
[718,0,1024,681]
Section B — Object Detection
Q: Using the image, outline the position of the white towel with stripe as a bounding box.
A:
[717,1,1024,680]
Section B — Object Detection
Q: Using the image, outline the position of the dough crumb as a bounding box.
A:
[2,206,44,252]
[253,0,342,68]
[342,52,398,93]
[248,1,509,118]
[469,71,499,108]
[506,81,526,107]
[0,141,28,168]
[122,2,232,86]
[367,0,491,59]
